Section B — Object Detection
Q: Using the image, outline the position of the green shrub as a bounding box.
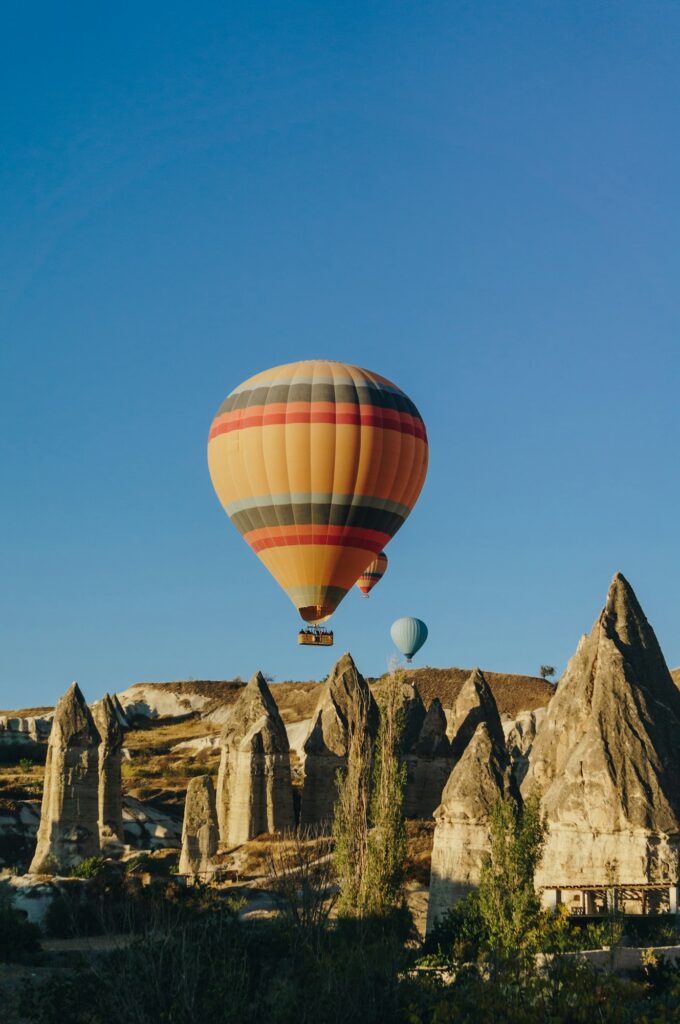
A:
[70,856,108,879]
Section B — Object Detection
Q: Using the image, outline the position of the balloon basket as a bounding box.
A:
[298,627,334,647]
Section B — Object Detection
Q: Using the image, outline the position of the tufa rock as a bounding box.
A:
[92,694,124,847]
[427,672,517,931]
[447,667,506,759]
[504,707,547,787]
[404,697,454,819]
[179,775,219,879]
[300,653,378,827]
[523,573,680,887]
[216,672,295,846]
[111,693,130,730]
[29,682,101,874]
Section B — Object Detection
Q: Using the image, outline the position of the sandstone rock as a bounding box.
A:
[405,698,454,819]
[300,653,378,827]
[179,775,219,879]
[523,573,680,887]
[395,680,427,750]
[504,707,547,787]
[123,797,182,849]
[92,694,124,846]
[29,682,101,874]
[447,667,505,759]
[427,673,517,931]
[0,714,52,759]
[111,694,130,730]
[217,672,295,846]
[427,722,516,930]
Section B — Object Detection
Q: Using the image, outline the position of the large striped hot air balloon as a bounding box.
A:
[207,360,428,626]
[355,551,388,597]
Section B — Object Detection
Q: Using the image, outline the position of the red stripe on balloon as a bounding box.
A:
[209,406,427,441]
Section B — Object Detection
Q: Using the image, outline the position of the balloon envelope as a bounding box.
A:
[208,360,428,624]
[355,551,388,597]
[391,617,428,661]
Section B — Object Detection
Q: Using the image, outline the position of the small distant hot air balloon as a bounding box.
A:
[391,617,428,662]
[355,551,388,598]
[207,360,428,642]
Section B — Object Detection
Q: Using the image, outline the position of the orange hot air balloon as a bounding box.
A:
[355,551,388,597]
[207,360,428,625]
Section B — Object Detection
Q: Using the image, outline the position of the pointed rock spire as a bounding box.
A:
[524,572,680,887]
[412,698,450,759]
[427,676,517,931]
[216,671,295,846]
[448,668,505,761]
[30,683,101,874]
[179,775,219,880]
[404,697,454,819]
[219,671,289,754]
[300,653,378,827]
[92,694,124,846]
[111,693,130,730]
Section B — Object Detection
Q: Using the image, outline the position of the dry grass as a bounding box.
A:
[671,667,680,687]
[0,706,53,717]
[381,666,554,716]
[0,763,45,803]
[123,716,219,752]
[269,681,320,723]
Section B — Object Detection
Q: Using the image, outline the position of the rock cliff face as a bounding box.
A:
[92,694,124,847]
[427,669,516,931]
[404,697,453,819]
[0,714,51,758]
[217,672,295,846]
[300,653,378,827]
[523,573,680,887]
[179,775,219,878]
[29,683,101,874]
[504,707,546,787]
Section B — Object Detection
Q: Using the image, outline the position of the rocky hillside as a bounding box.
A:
[115,666,551,724]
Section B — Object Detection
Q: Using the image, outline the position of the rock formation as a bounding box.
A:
[404,697,453,819]
[216,672,295,846]
[111,693,130,730]
[447,667,502,758]
[29,682,101,874]
[0,713,51,758]
[504,707,546,787]
[427,669,517,931]
[300,653,378,827]
[523,572,680,888]
[92,694,124,847]
[179,775,219,879]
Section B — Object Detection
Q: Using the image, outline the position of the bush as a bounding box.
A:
[70,856,108,879]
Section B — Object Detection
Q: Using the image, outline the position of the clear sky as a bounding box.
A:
[2,1,679,709]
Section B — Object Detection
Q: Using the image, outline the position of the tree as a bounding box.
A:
[365,681,407,915]
[540,665,556,681]
[332,684,373,916]
[332,678,408,919]
[477,793,548,969]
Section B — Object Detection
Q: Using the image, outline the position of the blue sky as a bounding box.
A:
[2,1,679,708]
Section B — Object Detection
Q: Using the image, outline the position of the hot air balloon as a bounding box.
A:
[355,551,388,598]
[207,360,428,641]
[391,617,428,662]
